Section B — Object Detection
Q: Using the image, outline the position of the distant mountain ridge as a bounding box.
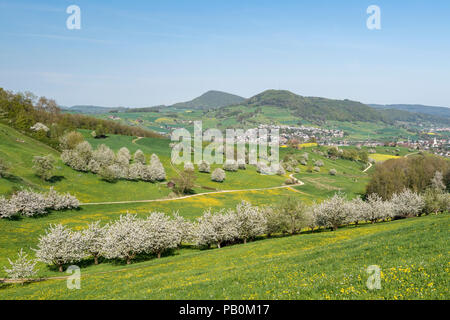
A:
[171,90,245,110]
[65,105,129,114]
[369,104,450,118]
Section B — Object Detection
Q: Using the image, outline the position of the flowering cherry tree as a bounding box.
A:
[35,224,86,272]
[4,249,37,280]
[195,209,238,248]
[234,201,266,244]
[313,193,349,231]
[81,221,107,265]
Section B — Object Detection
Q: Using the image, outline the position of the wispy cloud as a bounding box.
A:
[2,32,117,44]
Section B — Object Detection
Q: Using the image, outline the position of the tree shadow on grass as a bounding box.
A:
[48,175,65,183]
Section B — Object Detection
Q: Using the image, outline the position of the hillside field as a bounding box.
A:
[1,214,448,299]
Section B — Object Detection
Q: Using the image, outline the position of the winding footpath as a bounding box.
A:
[80,178,305,206]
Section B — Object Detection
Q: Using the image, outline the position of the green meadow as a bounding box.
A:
[1,214,448,300]
[1,123,445,300]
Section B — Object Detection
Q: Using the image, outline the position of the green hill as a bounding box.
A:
[245,90,450,125]
[171,90,246,110]
[245,90,384,123]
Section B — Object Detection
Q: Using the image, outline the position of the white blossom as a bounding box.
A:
[4,249,37,280]
[0,196,17,219]
[101,214,149,264]
[149,154,166,181]
[211,168,226,182]
[198,160,211,173]
[223,160,238,172]
[10,189,48,217]
[35,224,86,272]
[134,149,146,164]
[195,209,238,248]
[313,193,349,231]
[390,189,425,218]
[81,221,106,265]
[144,212,180,258]
[233,201,266,243]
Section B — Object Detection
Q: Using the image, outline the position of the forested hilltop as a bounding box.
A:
[0,88,162,149]
[239,90,450,125]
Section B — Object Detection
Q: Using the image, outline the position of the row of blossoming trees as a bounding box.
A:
[4,185,448,279]
[61,139,166,183]
[0,188,79,219]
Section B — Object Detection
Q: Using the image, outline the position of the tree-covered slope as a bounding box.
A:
[245,90,384,123]
[370,104,450,118]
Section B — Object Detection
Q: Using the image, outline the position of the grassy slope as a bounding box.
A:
[1,214,448,300]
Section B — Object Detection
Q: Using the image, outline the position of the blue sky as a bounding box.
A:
[0,0,449,107]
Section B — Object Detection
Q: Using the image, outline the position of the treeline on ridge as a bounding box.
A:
[366,154,450,199]
[0,88,162,149]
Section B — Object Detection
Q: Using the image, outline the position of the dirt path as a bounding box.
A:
[362,162,373,173]
[80,179,305,206]
[132,137,143,144]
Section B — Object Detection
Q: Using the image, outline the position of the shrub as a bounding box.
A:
[32,155,55,181]
[314,160,324,167]
[0,196,17,219]
[198,160,211,173]
[285,164,294,172]
[35,224,86,272]
[276,164,286,176]
[329,168,337,176]
[223,160,238,172]
[59,131,85,150]
[184,162,195,172]
[211,168,226,182]
[4,249,37,280]
[238,162,246,170]
[284,177,297,185]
